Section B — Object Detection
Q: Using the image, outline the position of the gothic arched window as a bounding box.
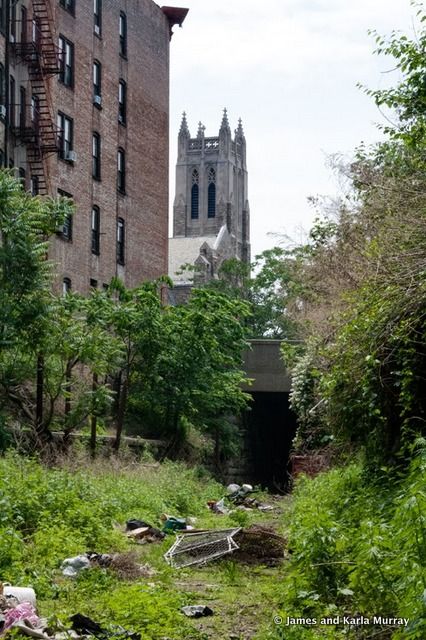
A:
[207,168,216,218]
[191,169,199,219]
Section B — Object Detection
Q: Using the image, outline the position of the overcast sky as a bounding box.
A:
[168,0,417,257]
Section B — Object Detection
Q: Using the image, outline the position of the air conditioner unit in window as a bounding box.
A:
[0,105,6,119]
[65,150,77,162]
[93,94,102,106]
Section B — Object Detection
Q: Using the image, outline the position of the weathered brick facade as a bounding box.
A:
[0,0,187,293]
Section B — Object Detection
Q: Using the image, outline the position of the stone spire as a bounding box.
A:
[197,121,205,138]
[236,117,245,138]
[220,108,231,134]
[179,111,190,137]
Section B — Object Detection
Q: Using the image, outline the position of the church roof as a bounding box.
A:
[168,236,216,284]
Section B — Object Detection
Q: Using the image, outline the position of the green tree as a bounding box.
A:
[0,171,70,445]
[128,288,251,459]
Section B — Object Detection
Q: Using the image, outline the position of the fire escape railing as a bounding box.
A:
[11,0,61,195]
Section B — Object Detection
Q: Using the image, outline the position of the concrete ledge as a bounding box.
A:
[242,339,291,392]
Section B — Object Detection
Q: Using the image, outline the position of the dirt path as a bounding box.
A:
[163,495,290,640]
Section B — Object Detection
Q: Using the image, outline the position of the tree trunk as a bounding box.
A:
[35,353,45,445]
[113,374,128,453]
[214,425,221,470]
[90,373,98,458]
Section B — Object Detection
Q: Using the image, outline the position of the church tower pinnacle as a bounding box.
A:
[170,109,251,287]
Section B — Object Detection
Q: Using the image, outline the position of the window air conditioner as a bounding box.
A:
[0,105,6,119]
[65,150,77,162]
[93,94,102,106]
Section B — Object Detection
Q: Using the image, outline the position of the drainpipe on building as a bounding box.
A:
[3,0,10,167]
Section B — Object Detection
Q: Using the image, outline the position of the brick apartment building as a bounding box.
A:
[0,0,187,293]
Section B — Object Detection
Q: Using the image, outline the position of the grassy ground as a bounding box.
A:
[0,452,289,640]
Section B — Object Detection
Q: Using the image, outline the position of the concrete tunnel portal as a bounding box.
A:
[241,340,297,490]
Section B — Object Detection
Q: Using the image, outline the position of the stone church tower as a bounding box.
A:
[169,109,250,290]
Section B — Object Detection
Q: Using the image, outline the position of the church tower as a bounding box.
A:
[170,109,250,287]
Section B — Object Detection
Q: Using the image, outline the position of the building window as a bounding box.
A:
[118,79,126,124]
[94,0,101,35]
[93,60,101,105]
[62,277,72,295]
[117,148,125,193]
[0,64,4,108]
[57,112,73,160]
[19,86,26,130]
[90,278,98,289]
[92,132,101,179]
[207,168,216,218]
[10,1,16,42]
[20,7,27,44]
[91,205,100,255]
[59,0,75,15]
[58,189,73,240]
[59,35,74,87]
[191,169,199,219]
[0,0,5,33]
[9,75,15,128]
[32,17,41,45]
[119,12,127,57]
[117,218,125,265]
[30,175,39,196]
[31,95,39,129]
[18,167,26,187]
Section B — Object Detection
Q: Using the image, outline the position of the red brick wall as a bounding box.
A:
[42,0,171,293]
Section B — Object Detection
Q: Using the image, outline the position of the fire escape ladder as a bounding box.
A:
[12,0,61,195]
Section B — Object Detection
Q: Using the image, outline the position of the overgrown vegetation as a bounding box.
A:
[0,172,250,459]
[258,4,426,638]
[0,453,283,640]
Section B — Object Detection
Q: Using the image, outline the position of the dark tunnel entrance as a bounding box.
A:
[244,391,297,490]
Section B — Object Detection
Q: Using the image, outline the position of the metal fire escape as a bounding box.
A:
[12,0,61,194]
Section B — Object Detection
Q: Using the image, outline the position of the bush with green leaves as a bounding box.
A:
[272,440,426,639]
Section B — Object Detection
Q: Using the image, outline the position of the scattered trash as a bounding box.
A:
[61,555,92,577]
[125,519,165,543]
[125,519,151,531]
[69,614,104,637]
[161,516,187,534]
[3,603,40,632]
[70,615,140,640]
[181,605,214,618]
[164,528,241,568]
[227,484,253,501]
[207,498,230,515]
[86,552,113,567]
[2,587,37,607]
[257,504,275,512]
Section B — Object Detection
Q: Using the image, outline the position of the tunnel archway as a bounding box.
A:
[243,391,297,490]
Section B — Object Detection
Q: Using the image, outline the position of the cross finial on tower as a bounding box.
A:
[197,121,205,138]
[220,107,229,129]
[236,117,244,137]
[179,111,190,137]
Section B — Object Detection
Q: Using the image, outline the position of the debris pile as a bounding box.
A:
[234,525,286,564]
[0,586,140,640]
[207,484,275,514]
[61,552,154,580]
[125,519,165,543]
[181,605,213,618]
